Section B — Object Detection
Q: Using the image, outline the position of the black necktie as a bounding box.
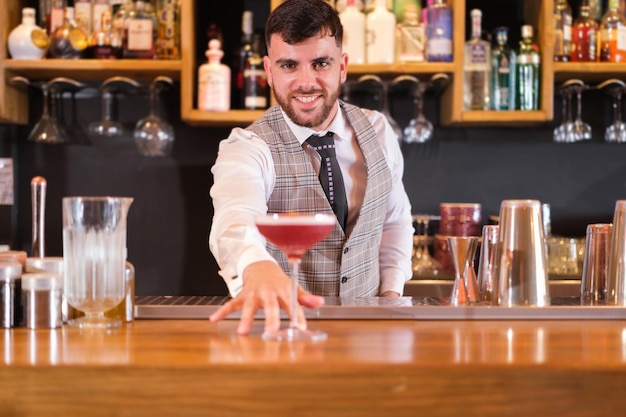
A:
[306,132,348,231]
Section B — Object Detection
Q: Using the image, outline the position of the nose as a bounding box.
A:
[294,66,318,91]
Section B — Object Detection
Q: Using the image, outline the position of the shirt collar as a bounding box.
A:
[281,103,351,145]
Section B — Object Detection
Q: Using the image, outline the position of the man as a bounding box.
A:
[208,0,414,336]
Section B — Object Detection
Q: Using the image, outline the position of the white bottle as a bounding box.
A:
[366,0,396,63]
[8,8,47,60]
[198,39,231,112]
[339,0,365,64]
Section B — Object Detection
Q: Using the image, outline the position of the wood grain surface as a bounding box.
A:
[2,319,626,417]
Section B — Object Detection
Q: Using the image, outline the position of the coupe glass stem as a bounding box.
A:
[289,257,300,330]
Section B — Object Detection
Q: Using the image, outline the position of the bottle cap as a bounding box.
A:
[206,39,224,61]
[521,24,533,38]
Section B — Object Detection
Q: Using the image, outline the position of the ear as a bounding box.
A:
[263,55,273,89]
[339,52,348,84]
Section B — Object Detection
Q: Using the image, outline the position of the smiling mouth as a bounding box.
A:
[295,95,320,103]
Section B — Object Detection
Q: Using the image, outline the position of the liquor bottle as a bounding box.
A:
[112,0,132,44]
[232,11,254,109]
[336,0,364,12]
[156,0,180,59]
[365,0,396,64]
[393,0,419,22]
[516,25,540,111]
[571,0,598,61]
[395,3,425,63]
[589,0,603,20]
[48,7,89,59]
[553,0,572,61]
[198,39,231,112]
[599,0,626,62]
[122,0,157,59]
[244,34,269,110]
[92,0,112,34]
[426,0,453,62]
[88,10,122,59]
[73,0,92,35]
[491,27,516,110]
[47,0,66,35]
[339,0,365,64]
[8,7,48,59]
[463,9,490,111]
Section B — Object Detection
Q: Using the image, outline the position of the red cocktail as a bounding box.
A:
[255,213,335,342]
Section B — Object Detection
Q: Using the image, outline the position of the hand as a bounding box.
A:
[209,260,325,335]
[380,290,400,297]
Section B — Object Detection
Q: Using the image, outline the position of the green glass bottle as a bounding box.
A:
[516,25,540,111]
[491,27,516,110]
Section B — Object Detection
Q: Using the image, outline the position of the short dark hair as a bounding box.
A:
[265,0,343,49]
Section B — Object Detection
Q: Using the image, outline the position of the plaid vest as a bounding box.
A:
[248,102,392,297]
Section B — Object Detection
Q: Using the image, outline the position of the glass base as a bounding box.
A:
[262,327,327,342]
[66,315,122,329]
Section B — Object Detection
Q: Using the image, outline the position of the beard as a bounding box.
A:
[273,85,341,129]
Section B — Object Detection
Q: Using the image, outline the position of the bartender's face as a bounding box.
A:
[264,31,348,131]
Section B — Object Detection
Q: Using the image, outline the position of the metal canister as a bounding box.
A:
[24,256,73,322]
[0,261,23,328]
[21,272,63,329]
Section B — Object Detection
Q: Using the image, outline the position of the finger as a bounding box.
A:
[237,297,260,335]
[209,298,241,322]
[261,296,282,335]
[297,287,325,308]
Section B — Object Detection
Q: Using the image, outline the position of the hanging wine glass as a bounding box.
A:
[89,76,141,137]
[572,81,592,140]
[357,74,403,141]
[599,79,626,143]
[49,77,87,145]
[134,76,175,157]
[554,82,576,143]
[391,74,422,144]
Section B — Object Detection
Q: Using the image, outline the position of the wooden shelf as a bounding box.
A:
[184,109,265,127]
[553,62,626,84]
[3,59,182,81]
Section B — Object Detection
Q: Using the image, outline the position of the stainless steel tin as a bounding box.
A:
[0,261,23,328]
[24,256,70,322]
[21,272,63,329]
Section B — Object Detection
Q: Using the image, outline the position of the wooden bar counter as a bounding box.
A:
[2,318,626,417]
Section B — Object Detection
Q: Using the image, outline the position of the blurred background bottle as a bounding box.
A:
[516,24,540,111]
[395,3,425,63]
[122,0,157,59]
[599,0,626,62]
[365,0,396,64]
[463,9,490,110]
[232,10,254,109]
[88,10,122,58]
[553,0,572,61]
[243,34,268,110]
[92,0,112,35]
[339,0,365,64]
[156,0,180,59]
[491,26,516,110]
[426,0,453,62]
[48,6,89,59]
[571,0,598,62]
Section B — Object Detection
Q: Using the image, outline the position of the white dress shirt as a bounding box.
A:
[209,104,414,297]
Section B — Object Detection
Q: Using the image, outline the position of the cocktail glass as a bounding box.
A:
[255,213,335,342]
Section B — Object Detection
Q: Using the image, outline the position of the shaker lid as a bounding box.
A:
[21,272,63,290]
[26,256,64,274]
[0,261,22,281]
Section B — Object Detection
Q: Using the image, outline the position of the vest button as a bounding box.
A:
[343,247,349,254]
[341,276,348,283]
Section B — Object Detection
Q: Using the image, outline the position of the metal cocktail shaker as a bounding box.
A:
[494,199,550,307]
